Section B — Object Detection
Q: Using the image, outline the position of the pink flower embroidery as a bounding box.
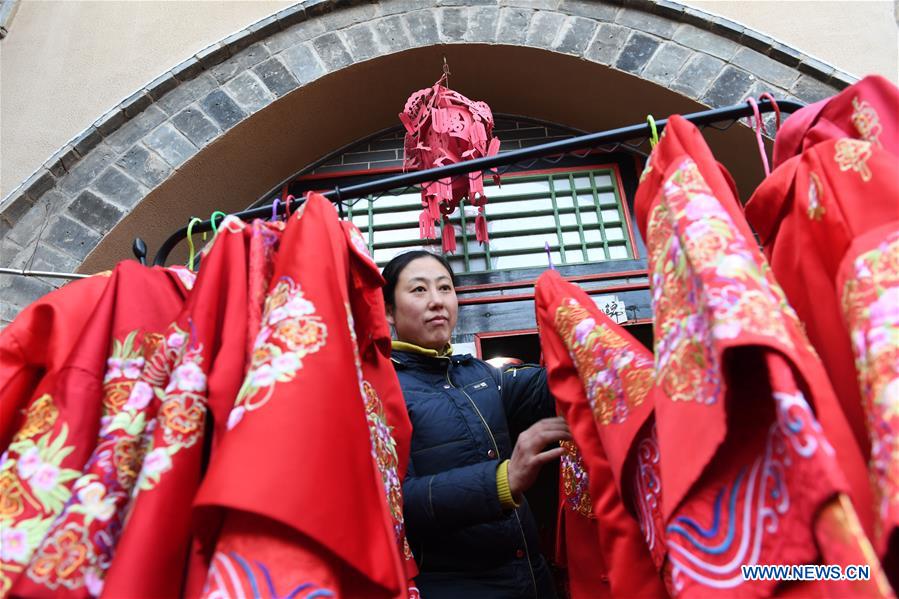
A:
[125,381,154,410]
[167,332,186,349]
[169,361,206,393]
[122,358,145,379]
[17,447,42,479]
[250,364,276,388]
[0,527,29,563]
[574,318,596,345]
[142,448,172,476]
[85,567,105,597]
[104,358,123,382]
[31,463,61,491]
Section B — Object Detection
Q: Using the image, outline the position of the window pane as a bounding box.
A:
[605,226,624,241]
[488,179,551,198]
[598,191,617,206]
[587,247,609,261]
[593,173,613,188]
[372,227,421,245]
[609,245,629,259]
[492,214,559,232]
[493,251,560,270]
[601,209,621,223]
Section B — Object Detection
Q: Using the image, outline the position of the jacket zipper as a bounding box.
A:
[441,358,539,598]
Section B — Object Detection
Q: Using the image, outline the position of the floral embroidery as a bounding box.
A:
[851,97,882,147]
[26,523,90,590]
[202,551,336,598]
[0,394,82,592]
[646,159,799,403]
[347,222,375,264]
[560,441,593,518]
[346,305,413,561]
[555,298,652,424]
[841,230,899,545]
[807,172,826,221]
[834,138,873,182]
[633,425,666,568]
[230,277,328,426]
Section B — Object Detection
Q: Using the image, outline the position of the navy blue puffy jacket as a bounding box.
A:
[392,348,557,598]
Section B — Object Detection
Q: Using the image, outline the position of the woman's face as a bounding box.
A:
[387,256,459,351]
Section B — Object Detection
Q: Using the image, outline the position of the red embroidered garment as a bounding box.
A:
[97,218,283,598]
[0,263,193,597]
[746,135,899,568]
[400,75,501,252]
[632,115,883,596]
[535,269,667,598]
[193,193,413,598]
[772,75,899,168]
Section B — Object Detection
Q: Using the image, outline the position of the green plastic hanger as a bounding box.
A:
[186,217,202,271]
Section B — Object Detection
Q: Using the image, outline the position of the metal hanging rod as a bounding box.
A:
[148,98,801,266]
[0,267,90,280]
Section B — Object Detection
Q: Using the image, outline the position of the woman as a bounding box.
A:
[383,250,570,599]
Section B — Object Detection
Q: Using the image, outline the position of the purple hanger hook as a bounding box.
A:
[271,198,281,221]
[545,241,555,270]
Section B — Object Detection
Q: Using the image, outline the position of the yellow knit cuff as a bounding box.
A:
[496,459,520,509]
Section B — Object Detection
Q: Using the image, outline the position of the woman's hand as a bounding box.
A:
[507,417,572,501]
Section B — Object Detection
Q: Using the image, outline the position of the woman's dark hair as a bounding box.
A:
[382,250,457,307]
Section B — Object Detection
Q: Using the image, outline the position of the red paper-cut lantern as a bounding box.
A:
[399,73,501,253]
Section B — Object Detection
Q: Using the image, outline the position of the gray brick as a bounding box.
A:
[498,8,534,45]
[91,166,147,210]
[617,8,676,39]
[829,70,858,90]
[464,6,499,42]
[252,57,300,97]
[59,143,118,194]
[652,0,685,19]
[282,43,326,84]
[405,10,440,46]
[276,4,308,28]
[791,74,837,104]
[0,237,25,269]
[343,23,382,60]
[320,3,378,30]
[506,0,559,8]
[0,273,56,308]
[221,29,256,54]
[374,15,412,53]
[121,90,153,118]
[738,28,775,54]
[672,24,738,61]
[45,145,76,178]
[797,56,836,80]
[22,169,55,201]
[106,104,167,154]
[172,105,221,148]
[1,194,35,229]
[585,22,629,65]
[248,15,282,42]
[265,19,327,54]
[767,42,803,68]
[707,14,745,38]
[224,71,277,113]
[143,122,198,168]
[45,215,102,261]
[18,243,80,274]
[93,107,127,136]
[382,0,433,15]
[526,11,566,47]
[201,90,246,130]
[6,196,50,247]
[71,127,103,157]
[555,16,597,55]
[210,43,271,84]
[732,47,798,88]
[702,65,756,107]
[614,31,660,75]
[67,189,125,234]
[171,56,205,82]
[157,73,219,115]
[642,42,691,86]
[196,42,231,69]
[670,52,725,99]
[145,71,179,101]
[312,32,354,69]
[116,144,173,189]
[559,0,617,21]
[439,7,468,42]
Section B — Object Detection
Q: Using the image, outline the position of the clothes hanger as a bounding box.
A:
[646,114,660,149]
[745,97,772,177]
[210,211,227,235]
[186,217,203,271]
[271,198,281,221]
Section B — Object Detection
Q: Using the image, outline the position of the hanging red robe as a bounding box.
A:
[0,262,193,597]
[772,74,899,168]
[535,269,668,598]
[746,136,899,571]
[633,114,887,596]
[193,193,413,598]
[91,217,284,599]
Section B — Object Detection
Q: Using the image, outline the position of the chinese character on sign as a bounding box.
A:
[592,295,628,324]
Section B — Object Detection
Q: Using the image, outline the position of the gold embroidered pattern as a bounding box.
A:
[851,97,882,147]
[807,172,826,221]
[834,139,873,182]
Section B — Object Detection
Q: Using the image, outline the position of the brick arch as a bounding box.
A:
[0,0,854,321]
